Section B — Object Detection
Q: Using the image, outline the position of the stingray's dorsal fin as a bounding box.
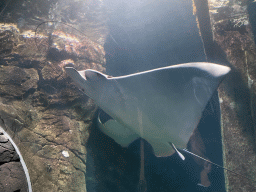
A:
[173,146,256,189]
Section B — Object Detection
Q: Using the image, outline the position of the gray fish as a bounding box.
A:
[65,62,230,158]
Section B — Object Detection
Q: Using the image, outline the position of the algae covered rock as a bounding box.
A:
[0,1,106,190]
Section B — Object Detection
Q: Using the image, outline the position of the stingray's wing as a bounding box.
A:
[111,63,230,157]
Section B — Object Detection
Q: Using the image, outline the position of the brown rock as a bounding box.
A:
[0,2,106,191]
[0,103,25,133]
[0,141,15,151]
[0,135,8,143]
[0,147,14,163]
[0,66,39,98]
[0,139,20,163]
[209,1,256,191]
[0,162,28,192]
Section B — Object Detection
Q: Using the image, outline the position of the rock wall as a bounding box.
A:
[0,128,28,192]
[207,0,256,191]
[0,20,105,192]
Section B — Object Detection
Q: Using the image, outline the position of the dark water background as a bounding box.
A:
[104,0,206,76]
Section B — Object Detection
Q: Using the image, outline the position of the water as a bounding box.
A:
[0,0,255,192]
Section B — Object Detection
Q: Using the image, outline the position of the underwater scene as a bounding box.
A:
[0,0,256,191]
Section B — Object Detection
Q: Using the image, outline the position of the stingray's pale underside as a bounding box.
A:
[65,63,230,157]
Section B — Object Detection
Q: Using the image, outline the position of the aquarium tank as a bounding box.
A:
[0,0,256,192]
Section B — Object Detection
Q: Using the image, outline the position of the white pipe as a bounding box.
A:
[0,126,32,192]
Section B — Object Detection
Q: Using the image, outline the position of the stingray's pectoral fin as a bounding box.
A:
[97,112,139,147]
[170,143,185,160]
[147,140,175,157]
[65,67,86,84]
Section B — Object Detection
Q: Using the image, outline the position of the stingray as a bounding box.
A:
[65,62,230,158]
